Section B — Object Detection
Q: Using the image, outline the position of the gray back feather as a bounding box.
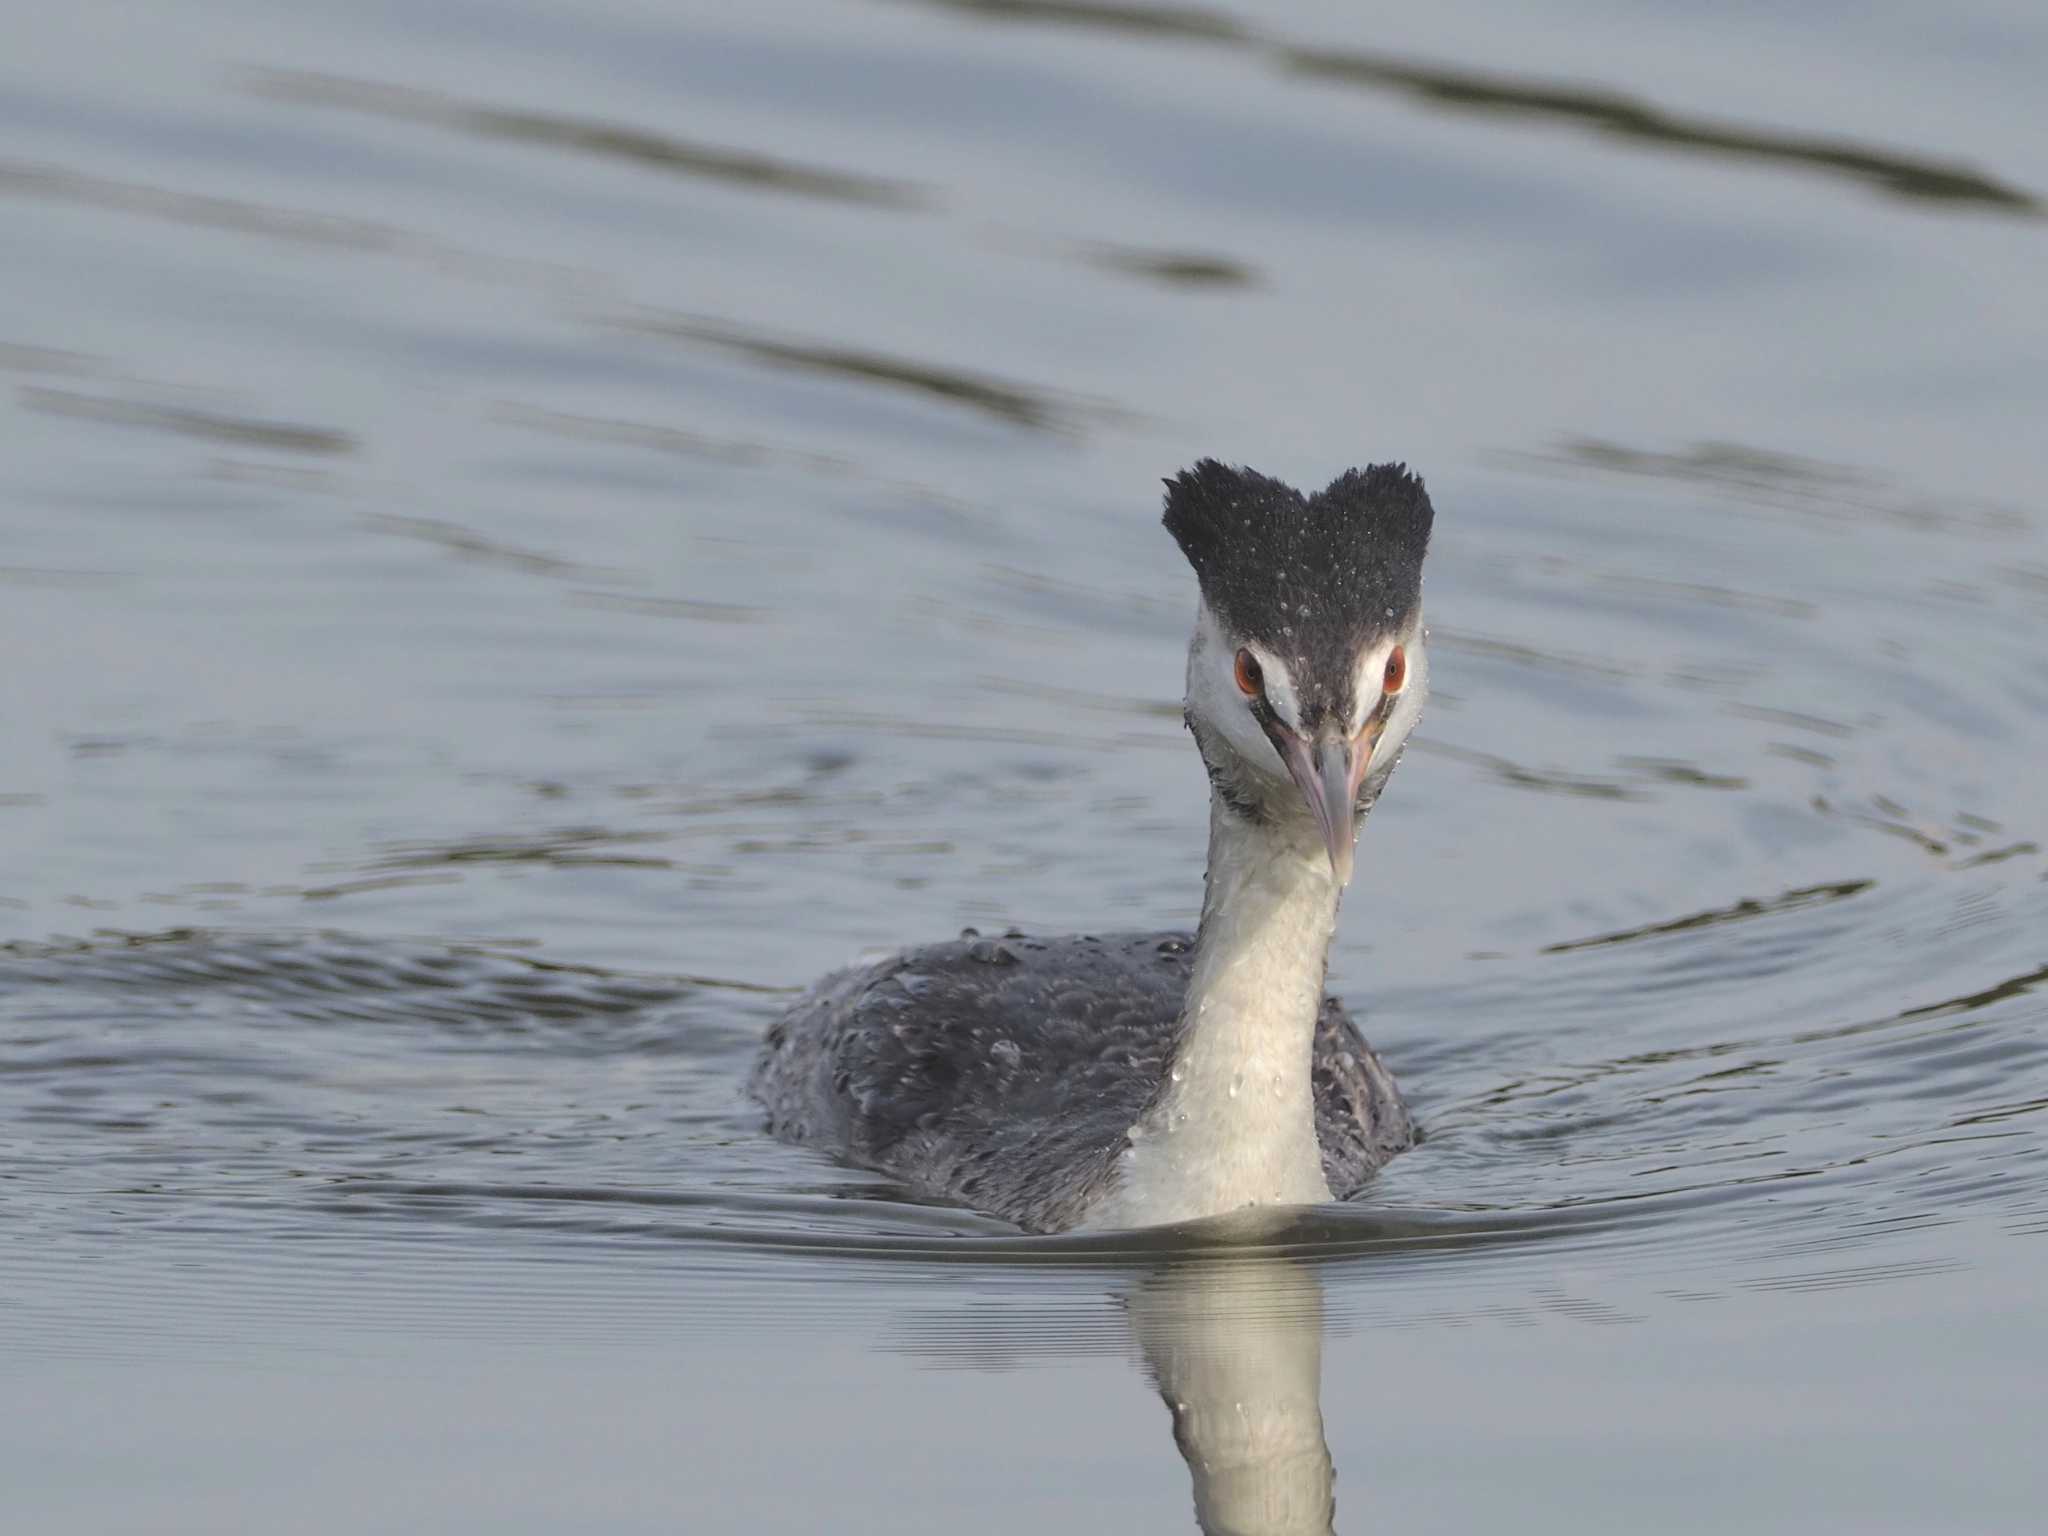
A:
[751,931,1415,1232]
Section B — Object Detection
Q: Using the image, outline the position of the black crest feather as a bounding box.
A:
[1163,460,1433,729]
[1162,460,1433,720]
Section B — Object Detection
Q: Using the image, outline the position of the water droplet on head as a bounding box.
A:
[1297,604,1311,619]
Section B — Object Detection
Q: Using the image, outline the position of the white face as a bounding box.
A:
[1352,629,1428,794]
[1185,600,1428,793]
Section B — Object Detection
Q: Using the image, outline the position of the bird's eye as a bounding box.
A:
[1383,646,1407,694]
[1233,648,1264,697]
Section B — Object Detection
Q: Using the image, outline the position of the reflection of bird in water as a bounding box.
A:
[753,461,1433,1232]
[1129,1252,1335,1536]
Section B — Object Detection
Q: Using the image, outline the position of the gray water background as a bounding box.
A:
[3,2,2046,1530]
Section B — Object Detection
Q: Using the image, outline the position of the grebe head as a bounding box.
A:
[1163,459,1434,886]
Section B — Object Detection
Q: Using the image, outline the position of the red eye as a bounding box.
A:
[1383,646,1407,694]
[1234,648,1264,697]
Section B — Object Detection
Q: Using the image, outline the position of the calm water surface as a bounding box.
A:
[4,2,2046,1531]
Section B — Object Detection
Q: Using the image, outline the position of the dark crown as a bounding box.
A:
[1163,459,1433,667]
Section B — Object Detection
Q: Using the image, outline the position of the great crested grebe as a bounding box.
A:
[752,460,1433,1232]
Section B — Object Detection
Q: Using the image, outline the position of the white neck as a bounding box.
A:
[1089,803,1340,1229]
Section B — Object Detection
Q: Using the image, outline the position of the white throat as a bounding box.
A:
[1088,803,1341,1229]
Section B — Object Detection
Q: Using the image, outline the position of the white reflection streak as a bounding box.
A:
[1127,1254,1335,1536]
